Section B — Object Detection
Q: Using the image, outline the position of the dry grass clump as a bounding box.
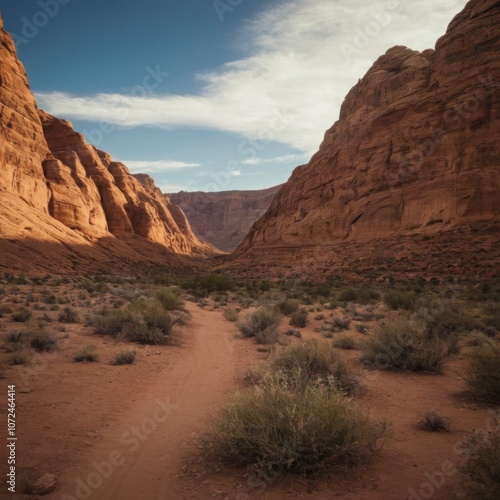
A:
[89,298,182,345]
[460,429,500,500]
[74,345,98,362]
[201,371,385,477]
[418,412,451,432]
[112,350,137,365]
[238,306,281,344]
[465,342,500,403]
[361,317,450,373]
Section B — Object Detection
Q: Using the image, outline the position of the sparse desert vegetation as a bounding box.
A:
[1,273,498,498]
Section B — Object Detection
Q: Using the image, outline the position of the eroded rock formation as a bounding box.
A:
[227,0,500,280]
[169,185,282,252]
[0,14,211,274]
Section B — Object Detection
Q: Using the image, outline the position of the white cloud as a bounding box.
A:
[120,159,201,174]
[241,153,308,166]
[36,0,467,155]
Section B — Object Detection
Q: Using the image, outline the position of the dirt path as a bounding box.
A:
[50,303,239,500]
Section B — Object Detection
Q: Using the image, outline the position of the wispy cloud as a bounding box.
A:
[36,0,466,155]
[120,159,201,174]
[241,153,307,166]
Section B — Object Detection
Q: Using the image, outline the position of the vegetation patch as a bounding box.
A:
[361,317,450,372]
[466,342,500,403]
[202,373,385,477]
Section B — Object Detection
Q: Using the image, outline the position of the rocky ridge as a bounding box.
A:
[0,13,211,274]
[225,0,500,281]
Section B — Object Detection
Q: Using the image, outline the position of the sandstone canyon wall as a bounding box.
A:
[226,0,500,281]
[169,185,282,252]
[0,13,210,274]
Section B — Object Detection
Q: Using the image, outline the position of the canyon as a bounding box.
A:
[169,185,282,252]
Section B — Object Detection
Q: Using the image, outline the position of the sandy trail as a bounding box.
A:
[52,302,237,500]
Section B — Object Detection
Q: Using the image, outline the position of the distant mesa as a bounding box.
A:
[168,185,283,252]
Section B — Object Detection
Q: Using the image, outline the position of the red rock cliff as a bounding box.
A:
[169,185,282,252]
[228,0,500,280]
[0,13,211,273]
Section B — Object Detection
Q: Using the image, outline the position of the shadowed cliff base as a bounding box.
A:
[217,222,500,282]
[0,235,217,277]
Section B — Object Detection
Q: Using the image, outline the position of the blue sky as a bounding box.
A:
[1,0,466,193]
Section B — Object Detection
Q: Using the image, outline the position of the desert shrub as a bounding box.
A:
[333,317,351,330]
[182,274,234,298]
[223,309,239,322]
[420,301,479,339]
[90,299,180,345]
[333,336,357,350]
[356,324,368,334]
[112,350,136,365]
[466,342,500,403]
[29,330,59,352]
[4,328,58,352]
[482,302,500,330]
[357,289,381,305]
[155,288,183,311]
[338,289,358,302]
[202,373,385,477]
[460,429,500,500]
[270,341,359,395]
[361,317,449,372]
[12,308,32,323]
[0,305,13,316]
[90,309,133,335]
[419,412,451,432]
[285,328,302,338]
[278,299,300,316]
[238,307,281,344]
[58,307,79,323]
[290,308,308,328]
[10,351,31,366]
[74,345,98,362]
[383,290,415,310]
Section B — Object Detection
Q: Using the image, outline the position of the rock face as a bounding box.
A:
[169,185,282,252]
[0,14,211,273]
[228,0,500,280]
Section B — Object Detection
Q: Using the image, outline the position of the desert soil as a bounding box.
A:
[1,297,497,500]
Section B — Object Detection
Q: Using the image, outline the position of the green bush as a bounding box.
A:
[278,299,300,316]
[74,345,98,362]
[155,288,183,311]
[290,308,308,328]
[466,342,500,403]
[238,307,281,344]
[383,290,415,310]
[269,341,359,395]
[361,317,449,372]
[58,307,79,323]
[460,429,500,500]
[202,374,385,477]
[112,350,136,365]
[90,299,180,345]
